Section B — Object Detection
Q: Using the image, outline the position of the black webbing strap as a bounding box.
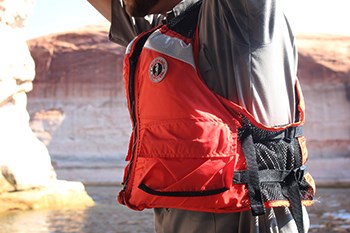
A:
[234,166,306,233]
[252,125,304,143]
[284,125,304,142]
[233,170,291,184]
[240,126,266,216]
[237,121,306,233]
[285,166,307,233]
[233,166,306,233]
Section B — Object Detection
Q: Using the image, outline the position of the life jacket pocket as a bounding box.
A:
[134,118,240,197]
[138,118,238,158]
[137,157,233,197]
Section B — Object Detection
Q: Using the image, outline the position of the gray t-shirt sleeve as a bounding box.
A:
[109,0,163,47]
[198,0,297,126]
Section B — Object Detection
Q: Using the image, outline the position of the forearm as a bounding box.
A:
[87,0,111,21]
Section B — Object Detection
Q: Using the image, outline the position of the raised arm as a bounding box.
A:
[87,0,112,21]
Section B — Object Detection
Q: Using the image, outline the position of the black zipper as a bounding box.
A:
[121,32,155,193]
[121,57,138,191]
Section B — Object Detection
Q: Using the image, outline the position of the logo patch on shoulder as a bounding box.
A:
[149,57,168,83]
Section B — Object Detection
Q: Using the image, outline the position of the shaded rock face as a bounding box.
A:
[27,27,350,185]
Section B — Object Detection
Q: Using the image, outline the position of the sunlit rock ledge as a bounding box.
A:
[0,180,94,213]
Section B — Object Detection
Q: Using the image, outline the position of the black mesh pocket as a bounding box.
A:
[255,137,300,201]
[249,122,302,170]
[238,120,313,202]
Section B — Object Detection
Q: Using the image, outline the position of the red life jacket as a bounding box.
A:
[118,1,315,221]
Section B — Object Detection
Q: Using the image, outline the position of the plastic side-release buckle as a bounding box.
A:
[293,165,307,183]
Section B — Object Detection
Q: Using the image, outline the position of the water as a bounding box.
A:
[307,188,350,233]
[0,187,349,233]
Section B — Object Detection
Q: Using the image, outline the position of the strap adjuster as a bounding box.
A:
[284,126,304,142]
[287,165,307,184]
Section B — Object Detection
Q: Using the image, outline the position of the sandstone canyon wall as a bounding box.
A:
[0,0,93,213]
[297,35,350,186]
[27,28,350,187]
[27,25,130,184]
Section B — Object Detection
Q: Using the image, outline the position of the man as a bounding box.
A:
[88,0,315,232]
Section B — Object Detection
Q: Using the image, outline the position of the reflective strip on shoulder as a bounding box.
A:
[144,29,196,69]
[125,37,137,55]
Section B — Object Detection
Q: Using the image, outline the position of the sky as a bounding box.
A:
[25,0,106,39]
[283,0,350,36]
[24,0,350,39]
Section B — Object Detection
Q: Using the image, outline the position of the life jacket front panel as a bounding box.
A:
[120,27,253,212]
